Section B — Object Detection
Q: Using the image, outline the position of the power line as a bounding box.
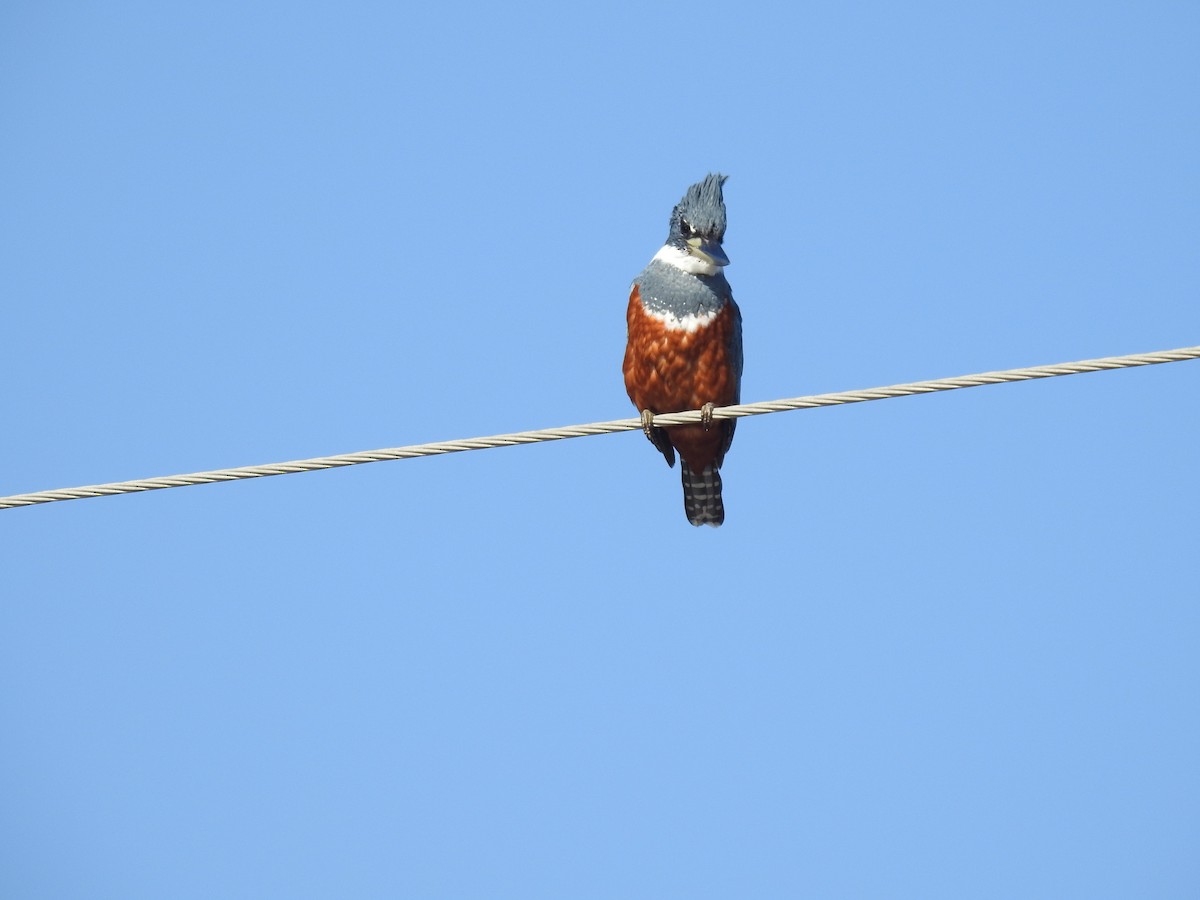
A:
[2,344,1197,511]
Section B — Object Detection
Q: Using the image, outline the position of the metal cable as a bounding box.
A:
[2,345,1197,510]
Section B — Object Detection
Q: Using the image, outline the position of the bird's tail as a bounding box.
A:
[681,461,724,527]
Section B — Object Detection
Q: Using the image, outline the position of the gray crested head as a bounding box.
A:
[670,173,728,240]
[664,173,729,270]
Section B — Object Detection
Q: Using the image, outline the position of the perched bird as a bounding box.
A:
[623,174,743,526]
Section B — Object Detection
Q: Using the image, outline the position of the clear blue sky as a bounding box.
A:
[3,2,1198,897]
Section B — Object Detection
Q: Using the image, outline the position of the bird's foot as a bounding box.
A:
[700,402,715,430]
[641,408,657,441]
[640,409,676,468]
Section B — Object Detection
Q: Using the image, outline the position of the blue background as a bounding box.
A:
[3,2,1198,897]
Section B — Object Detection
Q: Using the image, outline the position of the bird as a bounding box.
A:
[623,174,743,527]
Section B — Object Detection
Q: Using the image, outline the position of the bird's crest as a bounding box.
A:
[671,173,728,238]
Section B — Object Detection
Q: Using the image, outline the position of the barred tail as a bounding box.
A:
[681,462,724,527]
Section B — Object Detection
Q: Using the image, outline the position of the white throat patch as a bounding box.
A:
[652,243,724,277]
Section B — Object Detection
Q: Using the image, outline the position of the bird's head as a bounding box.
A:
[667,173,730,269]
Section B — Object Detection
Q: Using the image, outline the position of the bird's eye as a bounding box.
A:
[680,218,695,236]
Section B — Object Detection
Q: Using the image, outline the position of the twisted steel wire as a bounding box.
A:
[2,345,1196,510]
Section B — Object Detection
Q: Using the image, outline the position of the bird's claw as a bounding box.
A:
[641,408,657,441]
[701,402,715,430]
[640,409,676,467]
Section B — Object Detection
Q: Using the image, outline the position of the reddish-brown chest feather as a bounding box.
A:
[623,284,741,413]
[623,284,741,471]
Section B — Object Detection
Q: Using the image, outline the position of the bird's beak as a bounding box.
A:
[686,237,730,268]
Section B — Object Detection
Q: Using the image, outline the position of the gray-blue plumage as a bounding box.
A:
[633,172,734,320]
[669,172,728,246]
[633,259,732,320]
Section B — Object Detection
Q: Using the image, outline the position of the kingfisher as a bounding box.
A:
[623,174,743,526]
